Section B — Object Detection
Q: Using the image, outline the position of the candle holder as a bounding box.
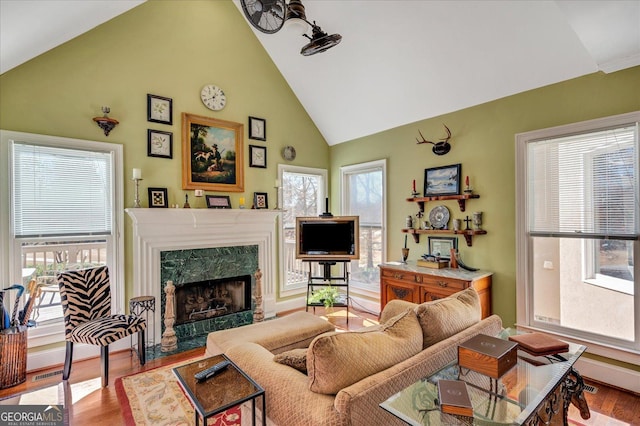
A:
[132,178,143,208]
[401,248,410,263]
[274,184,280,210]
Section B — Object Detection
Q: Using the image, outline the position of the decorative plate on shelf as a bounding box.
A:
[429,205,450,229]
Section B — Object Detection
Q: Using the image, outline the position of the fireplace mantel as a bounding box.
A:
[126,208,280,344]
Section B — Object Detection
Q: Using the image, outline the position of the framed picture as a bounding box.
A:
[424,163,461,196]
[205,195,231,209]
[254,192,268,209]
[147,129,173,158]
[147,94,173,125]
[248,116,266,141]
[181,113,244,192]
[148,187,168,208]
[249,145,267,168]
[428,236,458,260]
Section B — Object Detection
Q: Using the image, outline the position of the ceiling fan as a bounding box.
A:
[240,0,342,56]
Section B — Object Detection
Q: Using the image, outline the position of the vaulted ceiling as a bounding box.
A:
[2,0,639,145]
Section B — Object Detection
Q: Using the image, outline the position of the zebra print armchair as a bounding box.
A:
[57,265,146,387]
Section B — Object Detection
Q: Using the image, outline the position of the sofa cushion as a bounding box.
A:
[274,348,308,374]
[414,286,481,349]
[205,311,335,357]
[307,308,422,395]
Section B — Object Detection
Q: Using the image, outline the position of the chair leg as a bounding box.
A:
[100,345,109,388]
[62,341,73,380]
[138,330,146,365]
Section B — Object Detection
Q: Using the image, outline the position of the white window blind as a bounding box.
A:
[527,124,638,239]
[12,142,113,238]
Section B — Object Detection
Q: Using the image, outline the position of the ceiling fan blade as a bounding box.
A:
[250,9,264,26]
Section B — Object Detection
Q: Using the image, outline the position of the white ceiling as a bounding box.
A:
[2,1,639,146]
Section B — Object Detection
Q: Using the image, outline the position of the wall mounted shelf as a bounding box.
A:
[407,193,479,212]
[402,228,487,247]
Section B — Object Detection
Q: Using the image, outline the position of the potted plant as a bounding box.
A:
[308,285,340,310]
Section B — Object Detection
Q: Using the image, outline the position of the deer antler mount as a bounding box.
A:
[416,124,452,155]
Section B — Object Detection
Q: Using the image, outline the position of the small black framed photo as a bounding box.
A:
[148,187,168,208]
[147,129,173,158]
[249,145,267,168]
[147,94,173,125]
[206,195,232,209]
[254,192,268,209]
[248,116,266,141]
[424,163,461,196]
[428,236,458,260]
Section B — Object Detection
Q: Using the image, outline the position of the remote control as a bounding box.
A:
[194,360,231,382]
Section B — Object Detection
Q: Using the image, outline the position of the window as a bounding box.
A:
[277,165,327,295]
[516,112,639,356]
[1,130,124,349]
[341,160,386,293]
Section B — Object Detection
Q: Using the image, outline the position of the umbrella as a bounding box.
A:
[4,284,25,326]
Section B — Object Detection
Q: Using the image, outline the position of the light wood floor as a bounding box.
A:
[1,307,638,425]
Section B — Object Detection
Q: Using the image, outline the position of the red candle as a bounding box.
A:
[412,179,416,192]
[465,176,469,187]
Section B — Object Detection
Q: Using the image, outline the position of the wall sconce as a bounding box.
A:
[93,106,119,136]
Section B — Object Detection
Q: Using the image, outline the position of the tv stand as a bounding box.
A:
[305,260,350,324]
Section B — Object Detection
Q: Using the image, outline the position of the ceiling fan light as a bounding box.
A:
[285,0,308,35]
[285,17,308,35]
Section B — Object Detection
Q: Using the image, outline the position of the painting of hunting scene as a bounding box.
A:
[181,113,244,192]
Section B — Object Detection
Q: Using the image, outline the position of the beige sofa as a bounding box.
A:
[205,288,502,426]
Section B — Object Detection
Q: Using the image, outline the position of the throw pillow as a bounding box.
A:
[414,286,481,349]
[273,348,308,374]
[307,308,422,395]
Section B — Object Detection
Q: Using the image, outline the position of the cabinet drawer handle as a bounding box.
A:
[437,281,448,287]
[393,273,402,279]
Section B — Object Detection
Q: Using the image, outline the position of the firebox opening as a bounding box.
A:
[174,274,252,326]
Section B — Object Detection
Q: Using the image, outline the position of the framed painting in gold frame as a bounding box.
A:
[181,113,244,192]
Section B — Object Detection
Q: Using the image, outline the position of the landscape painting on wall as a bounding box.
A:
[182,113,244,192]
[424,163,461,196]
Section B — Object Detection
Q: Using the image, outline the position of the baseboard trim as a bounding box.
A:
[575,357,640,394]
[27,339,129,373]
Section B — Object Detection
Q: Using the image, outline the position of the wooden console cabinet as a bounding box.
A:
[379,262,492,319]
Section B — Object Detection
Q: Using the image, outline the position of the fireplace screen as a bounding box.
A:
[174,275,251,325]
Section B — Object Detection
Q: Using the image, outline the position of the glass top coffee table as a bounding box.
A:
[380,337,588,425]
[173,354,266,426]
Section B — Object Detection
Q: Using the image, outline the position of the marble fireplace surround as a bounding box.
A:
[126,208,280,345]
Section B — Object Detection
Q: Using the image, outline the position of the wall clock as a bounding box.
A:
[200,84,226,111]
[282,145,296,161]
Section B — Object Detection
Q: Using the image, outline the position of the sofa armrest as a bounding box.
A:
[379,299,418,324]
[225,342,347,425]
[335,314,503,426]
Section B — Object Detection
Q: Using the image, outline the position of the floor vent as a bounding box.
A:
[32,370,63,382]
[583,384,598,394]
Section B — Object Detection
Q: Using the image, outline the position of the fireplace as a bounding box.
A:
[159,244,258,342]
[125,208,280,347]
[175,275,251,325]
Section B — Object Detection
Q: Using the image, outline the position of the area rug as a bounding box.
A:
[115,359,241,426]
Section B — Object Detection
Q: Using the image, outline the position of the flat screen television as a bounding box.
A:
[295,216,360,261]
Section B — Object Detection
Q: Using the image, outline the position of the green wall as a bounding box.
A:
[330,66,640,328]
[0,0,329,302]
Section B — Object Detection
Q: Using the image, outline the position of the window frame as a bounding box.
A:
[340,159,387,295]
[277,164,328,297]
[515,111,640,363]
[0,130,125,349]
